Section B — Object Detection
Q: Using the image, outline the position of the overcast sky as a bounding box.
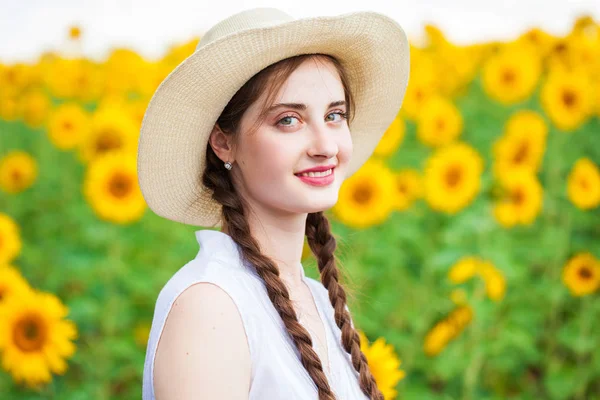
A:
[1,0,599,63]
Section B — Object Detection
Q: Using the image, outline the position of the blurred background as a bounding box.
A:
[1,0,600,399]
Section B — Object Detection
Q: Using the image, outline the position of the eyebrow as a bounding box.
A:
[266,100,346,113]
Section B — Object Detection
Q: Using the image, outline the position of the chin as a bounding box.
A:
[307,195,339,213]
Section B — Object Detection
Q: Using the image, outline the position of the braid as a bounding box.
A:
[306,212,384,400]
[202,147,337,400]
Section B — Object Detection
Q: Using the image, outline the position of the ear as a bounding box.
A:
[208,124,235,163]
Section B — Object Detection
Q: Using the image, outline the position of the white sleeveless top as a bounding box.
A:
[142,229,369,399]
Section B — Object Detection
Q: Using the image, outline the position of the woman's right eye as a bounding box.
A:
[277,115,299,127]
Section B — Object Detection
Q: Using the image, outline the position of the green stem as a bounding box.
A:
[574,294,592,399]
[543,129,573,383]
[462,280,486,399]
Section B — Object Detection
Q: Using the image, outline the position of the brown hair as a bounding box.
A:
[201,53,383,400]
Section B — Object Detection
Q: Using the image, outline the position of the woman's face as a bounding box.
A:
[233,57,353,218]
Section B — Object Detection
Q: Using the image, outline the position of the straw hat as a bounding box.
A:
[137,7,410,228]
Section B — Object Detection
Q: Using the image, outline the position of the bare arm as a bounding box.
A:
[154,282,252,400]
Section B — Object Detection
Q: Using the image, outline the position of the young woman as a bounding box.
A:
[138,7,410,400]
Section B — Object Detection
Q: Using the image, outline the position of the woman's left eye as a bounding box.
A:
[326,111,348,122]
[277,111,348,127]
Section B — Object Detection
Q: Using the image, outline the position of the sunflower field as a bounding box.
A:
[1,15,600,400]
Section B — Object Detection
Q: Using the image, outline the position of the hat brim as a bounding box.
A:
[137,11,410,227]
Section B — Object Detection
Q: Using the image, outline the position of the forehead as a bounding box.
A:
[251,57,345,110]
[277,57,344,99]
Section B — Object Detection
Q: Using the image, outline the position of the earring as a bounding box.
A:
[224,161,232,170]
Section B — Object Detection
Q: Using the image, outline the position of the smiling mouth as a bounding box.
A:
[295,168,334,178]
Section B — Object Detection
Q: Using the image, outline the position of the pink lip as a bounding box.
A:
[295,168,335,186]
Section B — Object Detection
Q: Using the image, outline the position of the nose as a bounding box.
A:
[308,123,338,159]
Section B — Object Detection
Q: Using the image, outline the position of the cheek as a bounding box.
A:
[340,131,353,161]
[244,138,290,177]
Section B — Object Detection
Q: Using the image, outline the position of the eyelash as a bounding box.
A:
[276,111,348,127]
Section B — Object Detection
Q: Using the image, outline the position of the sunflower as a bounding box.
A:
[435,44,483,97]
[595,78,600,116]
[126,97,151,130]
[103,48,146,96]
[78,106,139,164]
[423,306,473,357]
[0,62,32,93]
[540,69,594,132]
[423,319,454,357]
[83,151,147,224]
[0,150,38,194]
[133,61,173,98]
[373,114,405,157]
[392,168,422,211]
[423,142,484,214]
[517,27,557,59]
[478,261,506,301]
[567,158,600,210]
[68,25,81,40]
[448,256,480,284]
[0,92,21,121]
[416,95,463,147]
[566,35,600,78]
[0,289,78,389]
[358,330,405,400]
[400,50,438,120]
[47,102,91,151]
[42,57,104,102]
[448,257,506,301]
[0,264,32,304]
[482,43,542,105]
[19,89,51,129]
[332,159,396,229]
[0,212,22,264]
[493,169,543,227]
[493,110,548,182]
[445,305,473,330]
[547,26,600,76]
[562,252,600,296]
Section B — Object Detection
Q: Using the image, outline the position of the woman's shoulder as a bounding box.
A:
[152,265,253,399]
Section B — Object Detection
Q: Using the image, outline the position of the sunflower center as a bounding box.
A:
[502,69,516,85]
[513,142,530,164]
[562,90,577,108]
[397,182,408,194]
[109,172,132,198]
[579,178,589,190]
[554,42,567,54]
[13,314,47,352]
[353,182,373,204]
[76,75,88,89]
[436,118,446,132]
[511,187,525,205]
[445,165,463,188]
[63,121,73,131]
[578,266,593,280]
[96,130,123,153]
[10,168,23,183]
[527,31,540,43]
